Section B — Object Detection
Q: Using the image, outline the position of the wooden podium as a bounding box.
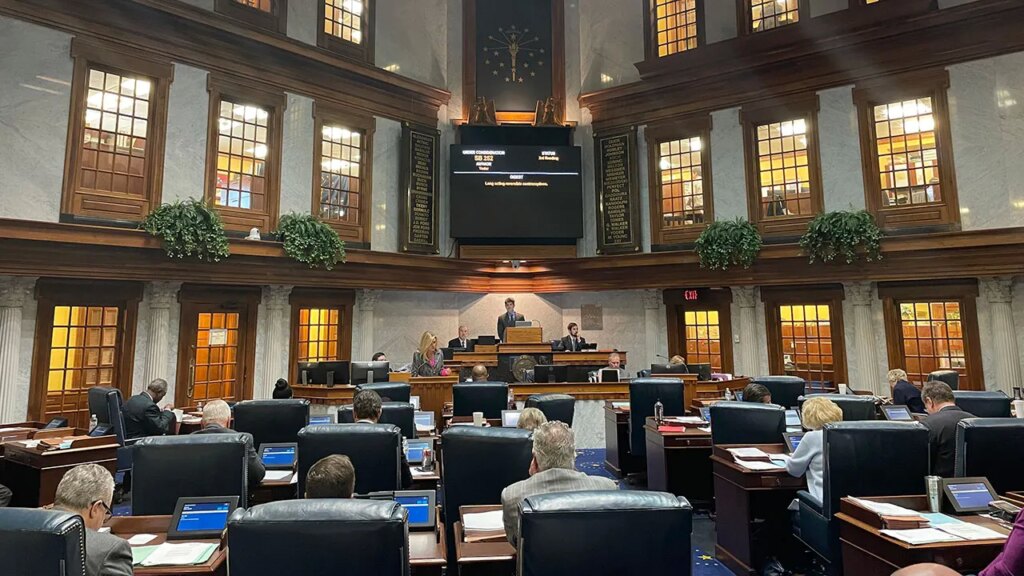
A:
[504,326,543,344]
[389,373,459,422]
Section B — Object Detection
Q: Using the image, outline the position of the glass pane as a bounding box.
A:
[897,300,968,385]
[296,307,342,362]
[756,118,813,218]
[319,125,364,224]
[776,303,836,384]
[657,136,706,228]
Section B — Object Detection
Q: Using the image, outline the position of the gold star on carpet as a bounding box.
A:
[699,555,713,561]
[485,59,490,64]
[499,62,504,67]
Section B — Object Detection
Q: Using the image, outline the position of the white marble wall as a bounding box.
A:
[841,283,889,391]
[1015,278,1024,389]
[130,288,182,398]
[818,86,866,212]
[637,125,652,252]
[578,0,644,94]
[279,93,316,217]
[286,0,318,46]
[710,108,747,221]
[576,110,598,256]
[704,0,738,44]
[810,0,848,17]
[163,64,210,205]
[0,17,72,222]
[13,289,39,421]
[371,117,402,251]
[375,0,448,87]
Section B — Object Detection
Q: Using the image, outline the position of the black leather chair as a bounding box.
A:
[798,422,929,570]
[799,393,878,421]
[928,369,960,390]
[0,508,86,576]
[709,403,786,445]
[132,434,249,515]
[752,375,806,409]
[228,499,408,576]
[88,386,141,476]
[952,391,1012,418]
[629,378,685,458]
[338,402,416,439]
[88,386,113,425]
[298,423,402,495]
[955,418,1024,493]
[233,399,310,449]
[525,393,575,426]
[453,382,509,418]
[355,382,411,403]
[518,491,692,576]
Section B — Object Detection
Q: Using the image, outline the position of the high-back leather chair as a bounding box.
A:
[233,399,310,449]
[88,386,138,474]
[710,403,786,445]
[297,423,402,495]
[956,419,1024,493]
[355,382,411,403]
[0,509,86,576]
[799,393,878,421]
[525,393,575,426]
[952,391,1011,418]
[132,434,249,515]
[88,386,113,425]
[752,376,806,409]
[518,491,692,576]
[629,378,685,457]
[453,382,509,418]
[338,402,416,439]
[798,422,929,570]
[228,500,408,576]
[928,370,959,390]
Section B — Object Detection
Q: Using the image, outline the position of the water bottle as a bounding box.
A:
[422,448,434,471]
[654,398,664,425]
[724,388,734,401]
[89,414,98,433]
[197,401,204,414]
[508,386,516,410]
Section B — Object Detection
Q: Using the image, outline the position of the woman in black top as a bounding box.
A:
[272,378,293,399]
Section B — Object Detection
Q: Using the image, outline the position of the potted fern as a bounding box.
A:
[274,213,346,270]
[140,199,230,262]
[799,209,883,264]
[694,218,763,271]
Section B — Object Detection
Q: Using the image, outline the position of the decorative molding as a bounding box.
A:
[845,282,874,307]
[731,286,756,308]
[0,276,36,308]
[264,285,293,310]
[147,281,181,309]
[981,277,1014,305]
[358,289,382,311]
[642,289,662,310]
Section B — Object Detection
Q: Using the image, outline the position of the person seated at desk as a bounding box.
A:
[468,364,490,382]
[272,378,293,399]
[742,383,773,404]
[497,297,525,342]
[888,368,925,413]
[448,325,472,350]
[412,331,449,377]
[501,421,617,546]
[53,464,132,576]
[0,483,10,507]
[305,455,356,499]
[786,397,843,508]
[517,407,547,431]
[191,400,266,487]
[895,505,1024,576]
[560,322,587,352]
[353,390,413,489]
[124,378,176,439]
[372,352,388,362]
[921,380,974,477]
[590,352,627,382]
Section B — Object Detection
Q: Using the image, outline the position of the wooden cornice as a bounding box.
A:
[579,0,1024,130]
[0,0,450,127]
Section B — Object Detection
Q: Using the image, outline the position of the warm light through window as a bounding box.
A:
[751,0,800,32]
[779,304,834,383]
[683,310,722,371]
[46,306,121,428]
[756,118,812,218]
[215,100,269,211]
[873,97,941,207]
[658,137,705,227]
[324,0,363,44]
[81,69,151,197]
[235,0,272,11]
[898,301,966,385]
[319,125,362,223]
[655,0,698,57]
[298,308,341,362]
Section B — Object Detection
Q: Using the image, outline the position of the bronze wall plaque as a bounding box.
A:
[595,128,641,255]
[399,123,440,254]
[581,304,603,331]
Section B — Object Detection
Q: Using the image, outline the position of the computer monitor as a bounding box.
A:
[533,364,568,383]
[515,321,533,327]
[783,432,805,453]
[308,414,335,425]
[298,361,350,386]
[258,443,297,470]
[405,439,433,464]
[393,490,436,529]
[43,417,69,429]
[167,496,238,540]
[414,411,434,431]
[581,343,597,350]
[439,348,455,361]
[651,363,689,375]
[881,405,915,422]
[475,335,497,346]
[942,477,999,514]
[502,410,522,428]
[785,409,802,428]
[699,406,711,423]
[350,361,390,385]
[598,369,620,383]
[88,424,112,437]
[689,363,713,381]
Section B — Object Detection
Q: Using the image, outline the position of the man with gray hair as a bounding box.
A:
[500,421,617,545]
[53,464,132,576]
[124,378,176,439]
[191,399,265,486]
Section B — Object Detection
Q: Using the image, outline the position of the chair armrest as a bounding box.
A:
[797,490,822,514]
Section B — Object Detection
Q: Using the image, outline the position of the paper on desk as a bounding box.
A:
[416,424,434,432]
[698,426,712,433]
[410,467,435,478]
[263,470,292,481]
[172,409,184,420]
[727,447,770,460]
[664,416,706,425]
[935,522,1007,541]
[769,454,791,464]
[139,542,217,567]
[734,459,784,471]
[127,534,157,545]
[921,513,962,526]
[849,497,921,517]
[463,510,504,532]
[880,528,963,545]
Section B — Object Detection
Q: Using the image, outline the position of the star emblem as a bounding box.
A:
[518,78,523,83]
[492,70,498,75]
[504,77,510,82]
[699,555,713,561]
[530,71,536,77]
[485,59,490,64]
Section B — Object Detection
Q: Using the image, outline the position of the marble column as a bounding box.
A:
[981,277,1021,394]
[0,276,35,422]
[732,286,761,377]
[142,282,180,388]
[355,289,382,361]
[846,282,884,395]
[642,289,662,369]
[258,285,292,400]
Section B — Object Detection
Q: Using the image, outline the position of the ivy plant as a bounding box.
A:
[694,218,763,271]
[140,199,230,262]
[274,213,346,270]
[799,209,883,264]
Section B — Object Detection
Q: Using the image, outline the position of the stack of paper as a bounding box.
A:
[263,470,292,482]
[663,416,707,425]
[933,522,1007,541]
[132,542,218,567]
[880,528,963,545]
[462,510,506,543]
[734,459,784,471]
[727,447,772,462]
[848,497,921,517]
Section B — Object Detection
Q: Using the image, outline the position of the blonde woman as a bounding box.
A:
[517,407,548,431]
[668,355,686,366]
[412,331,448,377]
[888,368,925,413]
[786,397,843,503]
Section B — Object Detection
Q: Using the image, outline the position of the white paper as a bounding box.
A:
[935,523,1007,541]
[140,542,216,567]
[263,470,292,481]
[463,510,505,532]
[416,424,433,432]
[728,447,770,460]
[880,528,963,545]
[172,409,184,420]
[734,459,784,471]
[664,416,706,425]
[289,473,299,485]
[849,497,922,517]
[98,527,111,533]
[698,426,712,433]
[127,534,157,545]
[769,454,791,464]
[23,440,40,449]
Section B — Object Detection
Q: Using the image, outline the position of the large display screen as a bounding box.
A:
[450,145,583,239]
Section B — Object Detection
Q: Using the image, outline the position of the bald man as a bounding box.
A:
[892,564,959,576]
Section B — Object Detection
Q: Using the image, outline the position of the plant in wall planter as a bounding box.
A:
[274,213,346,270]
[694,218,763,271]
[799,209,883,264]
[140,199,231,262]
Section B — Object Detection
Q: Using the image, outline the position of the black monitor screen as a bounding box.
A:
[176,501,231,533]
[689,363,712,381]
[534,365,568,383]
[651,364,688,375]
[395,494,431,525]
[351,362,390,385]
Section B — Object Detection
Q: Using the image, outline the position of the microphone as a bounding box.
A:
[656,354,671,361]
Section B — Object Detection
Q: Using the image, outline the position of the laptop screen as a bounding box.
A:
[700,407,711,423]
[948,482,994,510]
[260,445,296,467]
[175,501,232,533]
[502,410,521,427]
[308,415,332,425]
[414,412,434,428]
[883,406,914,421]
[785,409,801,427]
[395,493,431,524]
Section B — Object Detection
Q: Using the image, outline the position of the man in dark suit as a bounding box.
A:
[53,464,132,576]
[191,399,266,487]
[124,378,175,439]
[353,390,412,489]
[559,322,587,352]
[447,325,473,351]
[497,297,525,342]
[921,380,974,477]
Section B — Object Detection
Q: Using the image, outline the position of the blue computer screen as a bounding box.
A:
[949,483,993,509]
[885,407,913,421]
[406,442,428,462]
[788,435,804,451]
[395,494,431,524]
[414,413,433,427]
[261,446,296,467]
[176,502,231,532]
[308,415,332,425]
[700,407,711,422]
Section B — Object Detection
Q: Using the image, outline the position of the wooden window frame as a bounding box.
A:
[204,73,286,234]
[741,94,824,237]
[642,0,706,62]
[317,0,376,65]
[28,279,143,424]
[311,102,376,246]
[645,115,714,247]
[762,285,848,384]
[878,280,983,390]
[61,39,172,224]
[288,289,355,385]
[736,0,810,36]
[214,0,288,35]
[664,288,734,374]
[853,69,960,233]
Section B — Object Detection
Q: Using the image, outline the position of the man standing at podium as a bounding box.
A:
[497,297,525,342]
[560,322,587,352]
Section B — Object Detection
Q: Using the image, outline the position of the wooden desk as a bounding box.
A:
[4,437,118,507]
[251,471,298,504]
[388,374,459,424]
[1004,491,1024,506]
[644,417,713,506]
[711,444,805,576]
[454,505,516,576]
[603,401,641,478]
[836,495,1008,575]
[410,513,447,576]
[512,381,629,400]
[106,515,226,575]
[503,326,543,344]
[685,377,751,414]
[291,384,357,405]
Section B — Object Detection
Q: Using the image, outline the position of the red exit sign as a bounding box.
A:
[683,289,699,301]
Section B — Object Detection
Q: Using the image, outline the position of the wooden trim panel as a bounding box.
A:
[664,287,735,374]
[214,0,287,35]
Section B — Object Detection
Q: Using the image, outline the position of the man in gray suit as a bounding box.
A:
[501,420,617,545]
[53,464,132,576]
[191,399,266,487]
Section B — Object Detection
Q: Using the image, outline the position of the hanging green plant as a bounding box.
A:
[140,199,230,262]
[694,218,763,271]
[799,209,883,264]
[274,213,346,270]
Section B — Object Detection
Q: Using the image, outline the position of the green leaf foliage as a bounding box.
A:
[274,213,346,270]
[799,209,883,264]
[140,199,230,262]
[694,218,763,271]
